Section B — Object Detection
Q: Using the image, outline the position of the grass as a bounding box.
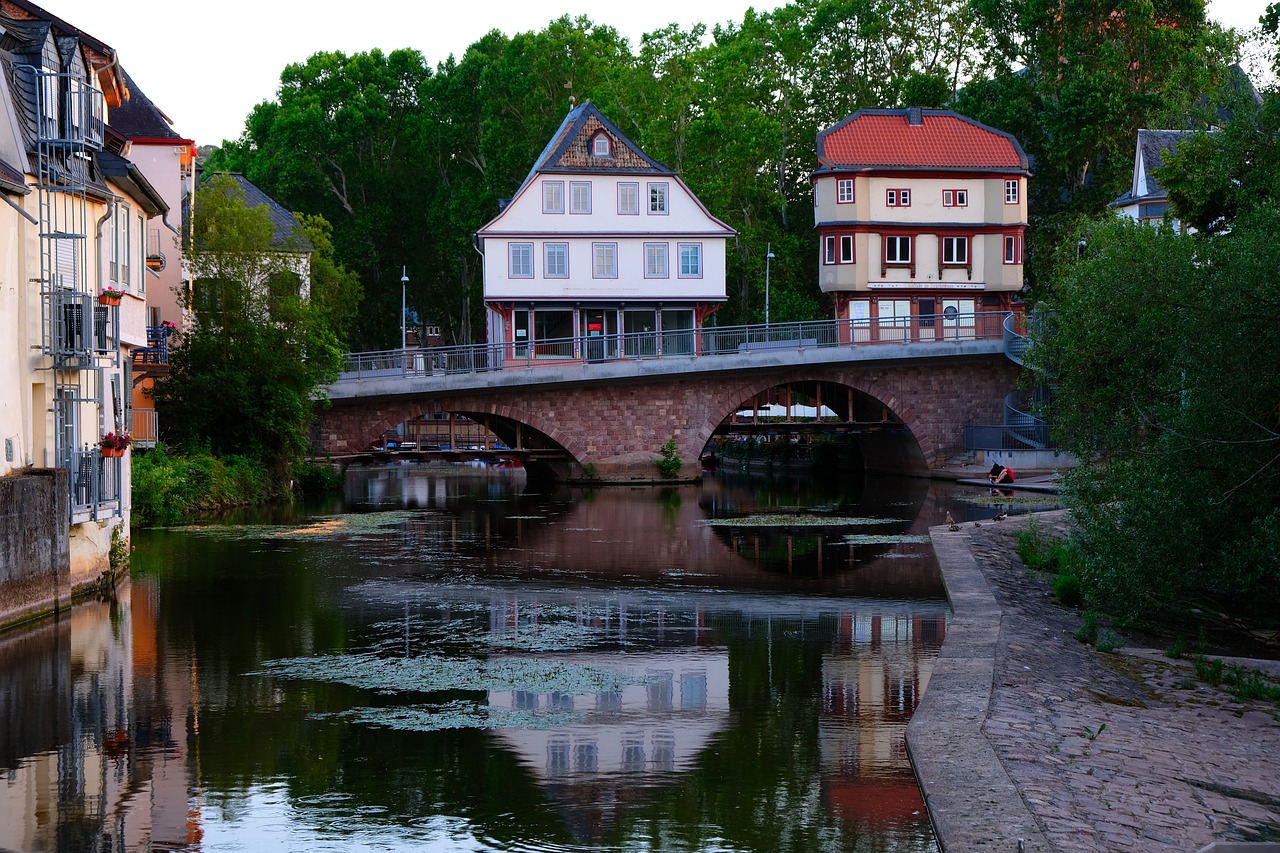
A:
[1192,655,1280,705]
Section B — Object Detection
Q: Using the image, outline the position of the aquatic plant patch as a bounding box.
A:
[319,699,584,732]
[839,533,932,545]
[250,652,651,696]
[704,515,901,527]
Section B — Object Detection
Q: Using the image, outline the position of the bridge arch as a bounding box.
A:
[316,355,1019,480]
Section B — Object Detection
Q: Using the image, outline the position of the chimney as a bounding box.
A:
[907,106,923,126]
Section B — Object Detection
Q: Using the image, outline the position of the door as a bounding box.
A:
[941,298,976,340]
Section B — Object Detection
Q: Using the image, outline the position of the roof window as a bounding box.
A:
[591,132,611,157]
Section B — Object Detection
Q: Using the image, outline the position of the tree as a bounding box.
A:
[1029,212,1280,620]
[154,175,346,472]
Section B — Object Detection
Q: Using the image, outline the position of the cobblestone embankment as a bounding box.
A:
[908,510,1280,853]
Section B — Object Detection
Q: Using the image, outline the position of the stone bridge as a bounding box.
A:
[316,329,1022,481]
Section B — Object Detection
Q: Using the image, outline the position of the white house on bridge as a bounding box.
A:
[477,101,734,361]
[812,108,1029,341]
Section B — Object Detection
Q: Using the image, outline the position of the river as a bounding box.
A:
[0,464,1022,852]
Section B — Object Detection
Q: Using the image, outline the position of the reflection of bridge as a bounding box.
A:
[318,315,1026,480]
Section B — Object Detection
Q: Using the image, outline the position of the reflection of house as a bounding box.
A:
[0,0,167,581]
[489,650,730,780]
[1108,129,1191,233]
[477,101,734,362]
[812,108,1028,341]
[819,611,946,828]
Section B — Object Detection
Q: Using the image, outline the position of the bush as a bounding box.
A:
[1054,573,1084,607]
[131,445,282,526]
[655,439,682,479]
[293,459,342,497]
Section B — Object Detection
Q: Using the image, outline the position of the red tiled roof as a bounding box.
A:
[819,110,1026,171]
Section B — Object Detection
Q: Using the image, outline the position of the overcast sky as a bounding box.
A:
[41,0,1275,146]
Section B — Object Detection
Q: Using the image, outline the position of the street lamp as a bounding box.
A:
[401,266,409,371]
[764,244,775,331]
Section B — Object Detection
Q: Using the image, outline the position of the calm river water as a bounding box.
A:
[0,465,1013,852]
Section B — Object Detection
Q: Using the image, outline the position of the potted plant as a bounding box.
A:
[99,286,124,306]
[160,320,177,335]
[99,432,132,457]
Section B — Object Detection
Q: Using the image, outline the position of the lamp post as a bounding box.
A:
[764,243,775,331]
[400,266,409,372]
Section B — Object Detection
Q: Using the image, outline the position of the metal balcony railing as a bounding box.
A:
[338,312,1014,381]
[70,446,121,522]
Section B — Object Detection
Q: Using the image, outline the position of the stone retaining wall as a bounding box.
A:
[0,469,70,630]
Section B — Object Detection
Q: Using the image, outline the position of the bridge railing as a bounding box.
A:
[337,312,1013,381]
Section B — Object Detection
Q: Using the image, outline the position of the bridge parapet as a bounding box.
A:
[329,313,1013,400]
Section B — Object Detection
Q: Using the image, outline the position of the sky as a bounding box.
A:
[38,0,1276,147]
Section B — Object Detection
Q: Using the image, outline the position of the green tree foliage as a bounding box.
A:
[154,175,346,473]
[1030,213,1280,620]
[957,0,1237,289]
[1157,89,1280,234]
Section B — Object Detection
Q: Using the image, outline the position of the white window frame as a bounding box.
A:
[618,182,639,215]
[543,180,564,214]
[509,242,534,278]
[570,181,592,214]
[592,133,611,157]
[1005,179,1019,204]
[678,243,702,278]
[644,242,669,278]
[840,234,854,264]
[137,213,146,293]
[836,178,854,204]
[887,188,910,207]
[1004,234,1023,264]
[884,235,912,264]
[823,235,836,265]
[544,242,569,278]
[942,236,969,265]
[648,182,668,215]
[942,188,968,208]
[593,242,618,279]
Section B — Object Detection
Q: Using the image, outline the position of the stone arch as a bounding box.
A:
[688,370,934,475]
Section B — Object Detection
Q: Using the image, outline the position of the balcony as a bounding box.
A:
[70,446,121,523]
[146,229,166,271]
[44,289,118,365]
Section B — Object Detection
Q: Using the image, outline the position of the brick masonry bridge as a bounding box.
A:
[315,317,1025,481]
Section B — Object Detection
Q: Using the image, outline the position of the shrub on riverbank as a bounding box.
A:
[132,445,286,525]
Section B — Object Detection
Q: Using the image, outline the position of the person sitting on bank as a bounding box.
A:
[989,463,1016,484]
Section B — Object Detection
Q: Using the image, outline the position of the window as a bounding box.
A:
[678,243,702,277]
[112,204,131,287]
[509,243,533,278]
[648,182,668,214]
[1004,234,1023,264]
[618,182,639,215]
[645,242,668,278]
[543,180,564,214]
[545,242,569,277]
[593,242,617,278]
[570,181,591,214]
[840,234,854,263]
[884,235,911,264]
[942,189,968,207]
[942,236,969,265]
[837,178,854,204]
[824,235,836,264]
[137,214,146,293]
[887,188,911,207]
[592,132,611,157]
[1005,179,1019,204]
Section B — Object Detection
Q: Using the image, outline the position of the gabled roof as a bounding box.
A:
[0,154,24,193]
[815,108,1030,174]
[109,68,185,141]
[1110,129,1193,208]
[190,171,312,253]
[517,100,672,192]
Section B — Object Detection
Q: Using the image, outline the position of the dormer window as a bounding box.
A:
[591,132,611,157]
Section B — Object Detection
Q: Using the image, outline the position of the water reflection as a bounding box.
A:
[0,465,969,851]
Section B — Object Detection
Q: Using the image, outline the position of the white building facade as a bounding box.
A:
[477,102,734,362]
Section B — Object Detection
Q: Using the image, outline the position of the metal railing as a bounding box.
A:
[70,446,121,522]
[1003,311,1030,365]
[132,409,159,448]
[338,311,1014,381]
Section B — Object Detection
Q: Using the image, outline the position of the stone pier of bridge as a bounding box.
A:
[316,355,1020,481]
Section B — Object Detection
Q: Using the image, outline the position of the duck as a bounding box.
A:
[994,511,1008,521]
